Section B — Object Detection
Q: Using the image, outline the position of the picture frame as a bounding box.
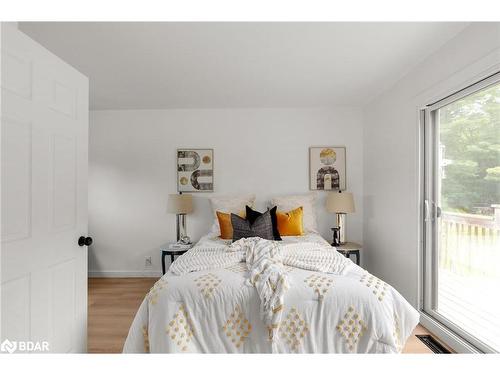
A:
[309,146,346,191]
[177,148,214,192]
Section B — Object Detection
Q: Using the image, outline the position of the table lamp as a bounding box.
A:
[326,191,355,245]
[167,193,194,244]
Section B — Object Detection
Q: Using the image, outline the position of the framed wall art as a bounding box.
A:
[309,146,346,191]
[177,148,214,192]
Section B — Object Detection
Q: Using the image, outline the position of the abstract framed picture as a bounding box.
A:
[177,148,214,192]
[309,146,346,191]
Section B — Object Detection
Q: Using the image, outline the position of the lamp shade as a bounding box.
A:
[326,192,355,214]
[167,194,193,214]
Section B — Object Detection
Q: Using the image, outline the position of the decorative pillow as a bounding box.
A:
[246,205,282,241]
[209,194,256,234]
[271,193,317,233]
[231,211,274,242]
[216,210,246,239]
[216,211,233,240]
[276,206,304,236]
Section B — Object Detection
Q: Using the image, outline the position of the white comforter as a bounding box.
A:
[123,233,419,353]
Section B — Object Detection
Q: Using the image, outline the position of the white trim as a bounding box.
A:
[88,270,162,278]
[416,110,425,309]
[427,71,500,110]
[420,313,480,354]
[415,48,500,106]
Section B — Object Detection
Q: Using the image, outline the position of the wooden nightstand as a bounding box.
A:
[335,242,362,266]
[160,243,193,275]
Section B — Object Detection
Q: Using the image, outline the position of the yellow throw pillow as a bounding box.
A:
[216,211,245,240]
[276,206,304,236]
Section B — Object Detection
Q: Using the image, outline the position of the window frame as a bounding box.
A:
[420,71,500,354]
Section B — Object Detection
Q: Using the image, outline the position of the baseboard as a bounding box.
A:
[88,270,162,278]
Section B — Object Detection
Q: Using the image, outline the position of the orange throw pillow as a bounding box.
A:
[276,206,304,236]
[216,211,245,239]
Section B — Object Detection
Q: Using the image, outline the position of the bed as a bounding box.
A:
[123,232,419,353]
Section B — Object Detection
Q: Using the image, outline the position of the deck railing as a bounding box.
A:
[439,205,500,277]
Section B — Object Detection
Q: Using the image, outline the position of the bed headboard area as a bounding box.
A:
[88,108,363,276]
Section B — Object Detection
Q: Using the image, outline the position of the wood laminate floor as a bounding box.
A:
[88,277,439,354]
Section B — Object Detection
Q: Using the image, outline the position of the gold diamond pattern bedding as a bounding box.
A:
[123,233,419,353]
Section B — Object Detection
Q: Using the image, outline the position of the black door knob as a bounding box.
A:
[78,236,93,247]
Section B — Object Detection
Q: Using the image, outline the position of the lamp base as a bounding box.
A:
[335,213,347,245]
[176,214,191,244]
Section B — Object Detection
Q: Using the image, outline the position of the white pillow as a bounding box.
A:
[271,193,318,233]
[209,194,256,234]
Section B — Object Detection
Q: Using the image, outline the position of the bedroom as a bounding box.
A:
[1,0,499,372]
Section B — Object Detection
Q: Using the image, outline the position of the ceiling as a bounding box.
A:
[19,22,469,110]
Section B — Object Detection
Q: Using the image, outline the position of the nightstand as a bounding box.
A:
[160,243,193,275]
[335,242,362,266]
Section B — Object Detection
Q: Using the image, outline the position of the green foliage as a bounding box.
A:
[485,166,500,182]
[440,83,500,214]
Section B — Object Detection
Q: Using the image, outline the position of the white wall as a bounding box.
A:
[89,108,364,276]
[363,23,500,307]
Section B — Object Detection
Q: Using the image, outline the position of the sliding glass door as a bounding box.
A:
[422,73,500,353]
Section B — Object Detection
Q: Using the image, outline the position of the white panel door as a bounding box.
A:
[1,24,89,353]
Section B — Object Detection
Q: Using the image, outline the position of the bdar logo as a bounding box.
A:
[1,339,17,354]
